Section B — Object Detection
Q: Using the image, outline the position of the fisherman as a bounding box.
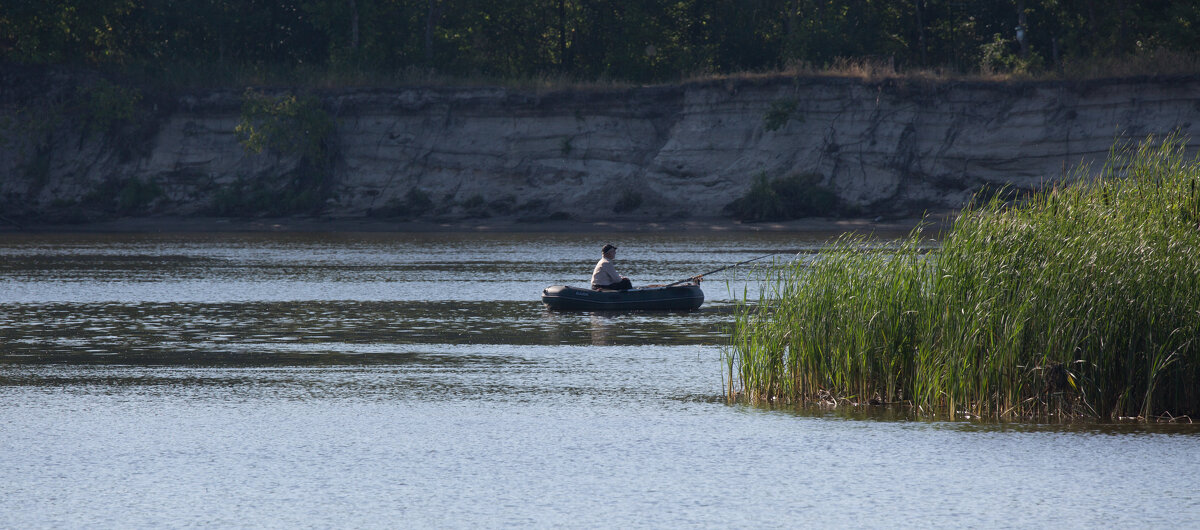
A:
[591,243,632,291]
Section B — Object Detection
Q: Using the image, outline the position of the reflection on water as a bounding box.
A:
[0,301,733,364]
[2,231,1198,527]
[590,313,616,345]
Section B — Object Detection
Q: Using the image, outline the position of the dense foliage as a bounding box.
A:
[725,173,840,221]
[728,135,1200,421]
[209,90,337,216]
[3,1,1198,83]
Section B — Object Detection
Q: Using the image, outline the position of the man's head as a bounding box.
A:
[602,243,617,258]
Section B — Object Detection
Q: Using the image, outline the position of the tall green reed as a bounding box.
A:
[727,134,1200,420]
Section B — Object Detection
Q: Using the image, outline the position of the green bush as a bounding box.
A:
[461,194,486,209]
[728,135,1200,421]
[226,89,336,216]
[763,98,799,132]
[116,177,162,214]
[461,193,489,218]
[235,89,333,160]
[979,33,1045,75]
[488,194,517,214]
[75,176,162,217]
[209,178,273,216]
[207,172,328,217]
[371,187,434,219]
[612,190,643,213]
[517,198,547,212]
[725,172,839,221]
[79,79,142,136]
[24,145,52,188]
[403,187,433,214]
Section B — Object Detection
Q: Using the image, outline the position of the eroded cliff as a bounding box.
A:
[3,66,1198,225]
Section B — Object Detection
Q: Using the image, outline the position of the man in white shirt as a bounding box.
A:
[591,243,632,290]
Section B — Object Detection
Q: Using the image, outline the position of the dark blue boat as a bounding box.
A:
[541,284,704,311]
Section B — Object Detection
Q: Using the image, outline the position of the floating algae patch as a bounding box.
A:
[727,135,1200,421]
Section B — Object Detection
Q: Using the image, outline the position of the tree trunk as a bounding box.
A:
[916,0,926,66]
[349,0,360,51]
[558,0,568,71]
[425,0,438,64]
[1017,0,1029,59]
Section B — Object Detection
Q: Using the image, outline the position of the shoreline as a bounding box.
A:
[0,214,953,235]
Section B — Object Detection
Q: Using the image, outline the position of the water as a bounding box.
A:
[2,231,1198,528]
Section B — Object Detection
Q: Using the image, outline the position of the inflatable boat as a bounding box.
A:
[541,284,704,311]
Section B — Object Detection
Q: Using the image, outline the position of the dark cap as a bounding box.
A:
[602,244,617,254]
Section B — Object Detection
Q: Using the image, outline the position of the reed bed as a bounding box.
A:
[727,135,1200,421]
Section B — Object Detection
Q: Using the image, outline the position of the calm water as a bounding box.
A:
[2,231,1198,528]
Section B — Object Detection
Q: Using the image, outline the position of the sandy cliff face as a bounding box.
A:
[2,68,1198,223]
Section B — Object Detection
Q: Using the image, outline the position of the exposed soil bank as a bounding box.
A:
[3,65,1198,228]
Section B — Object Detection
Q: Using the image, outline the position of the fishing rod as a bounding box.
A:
[665,252,780,287]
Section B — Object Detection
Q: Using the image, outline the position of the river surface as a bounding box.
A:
[2,231,1198,528]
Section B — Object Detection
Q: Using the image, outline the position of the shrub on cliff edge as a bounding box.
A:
[220,89,337,216]
[725,172,839,221]
[235,89,333,161]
